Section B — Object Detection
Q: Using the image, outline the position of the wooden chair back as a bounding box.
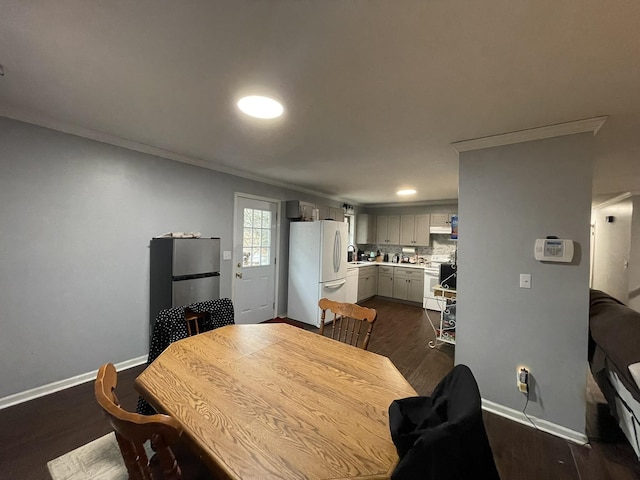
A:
[95,363,184,480]
[318,298,377,350]
[184,308,205,336]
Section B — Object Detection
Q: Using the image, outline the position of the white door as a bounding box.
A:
[233,194,279,324]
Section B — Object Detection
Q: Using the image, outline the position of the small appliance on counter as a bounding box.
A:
[401,247,417,263]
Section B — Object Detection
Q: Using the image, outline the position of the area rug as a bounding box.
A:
[47,432,153,480]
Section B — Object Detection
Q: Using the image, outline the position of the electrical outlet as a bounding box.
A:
[517,366,529,393]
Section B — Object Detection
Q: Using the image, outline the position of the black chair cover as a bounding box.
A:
[389,364,500,480]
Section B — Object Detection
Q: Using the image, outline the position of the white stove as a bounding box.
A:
[423,255,451,311]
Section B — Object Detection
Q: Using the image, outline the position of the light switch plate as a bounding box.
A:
[519,273,531,288]
[223,250,232,260]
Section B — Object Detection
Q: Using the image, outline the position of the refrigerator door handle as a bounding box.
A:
[337,229,342,271]
[324,279,347,288]
[333,229,341,272]
[333,230,339,272]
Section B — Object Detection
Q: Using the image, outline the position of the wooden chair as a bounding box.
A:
[184,307,206,336]
[95,363,184,480]
[318,298,377,350]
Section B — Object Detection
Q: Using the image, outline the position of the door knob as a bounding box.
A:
[236,272,243,279]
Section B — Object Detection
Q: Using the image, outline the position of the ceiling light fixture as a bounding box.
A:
[397,189,417,196]
[237,95,284,119]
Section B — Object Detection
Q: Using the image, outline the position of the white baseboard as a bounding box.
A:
[482,398,588,445]
[0,355,148,411]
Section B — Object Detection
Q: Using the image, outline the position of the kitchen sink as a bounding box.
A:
[348,261,369,265]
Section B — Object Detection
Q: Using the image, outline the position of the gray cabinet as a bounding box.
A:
[317,204,344,222]
[393,267,424,302]
[376,215,400,245]
[286,200,316,221]
[356,214,376,244]
[399,214,430,246]
[377,266,394,297]
[429,213,454,233]
[287,201,344,222]
[357,266,377,302]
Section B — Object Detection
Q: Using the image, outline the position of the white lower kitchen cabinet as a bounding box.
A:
[377,266,394,297]
[357,265,377,302]
[346,267,359,303]
[393,267,424,303]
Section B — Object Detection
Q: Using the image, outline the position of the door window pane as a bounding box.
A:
[243,207,273,267]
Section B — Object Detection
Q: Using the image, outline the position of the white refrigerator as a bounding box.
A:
[287,220,348,327]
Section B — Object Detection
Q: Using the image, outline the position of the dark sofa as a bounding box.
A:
[588,289,640,459]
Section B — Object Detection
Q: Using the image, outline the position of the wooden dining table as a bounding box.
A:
[135,323,417,480]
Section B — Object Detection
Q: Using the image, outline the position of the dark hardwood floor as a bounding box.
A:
[1,297,639,479]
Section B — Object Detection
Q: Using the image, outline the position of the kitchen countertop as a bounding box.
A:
[347,261,426,270]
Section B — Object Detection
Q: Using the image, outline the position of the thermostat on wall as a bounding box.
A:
[534,238,574,263]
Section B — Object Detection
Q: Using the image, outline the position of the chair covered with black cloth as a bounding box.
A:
[388,364,500,480]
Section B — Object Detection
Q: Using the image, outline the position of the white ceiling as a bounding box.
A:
[1,1,639,206]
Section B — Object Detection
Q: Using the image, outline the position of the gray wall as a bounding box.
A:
[456,133,593,435]
[0,116,341,398]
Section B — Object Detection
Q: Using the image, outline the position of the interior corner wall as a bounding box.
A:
[455,133,593,435]
[0,116,340,400]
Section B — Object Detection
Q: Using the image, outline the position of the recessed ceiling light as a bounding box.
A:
[397,189,417,196]
[237,95,284,119]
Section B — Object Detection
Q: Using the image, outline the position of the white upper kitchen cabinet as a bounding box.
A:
[429,213,454,233]
[376,215,400,245]
[317,204,330,221]
[317,205,344,222]
[356,214,376,244]
[430,213,452,227]
[330,206,345,222]
[399,214,430,246]
[286,200,316,221]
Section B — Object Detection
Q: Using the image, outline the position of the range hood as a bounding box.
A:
[430,225,452,234]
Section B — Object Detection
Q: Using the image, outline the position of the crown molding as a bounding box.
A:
[0,107,354,205]
[451,116,608,153]
[364,199,459,209]
[591,192,633,210]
